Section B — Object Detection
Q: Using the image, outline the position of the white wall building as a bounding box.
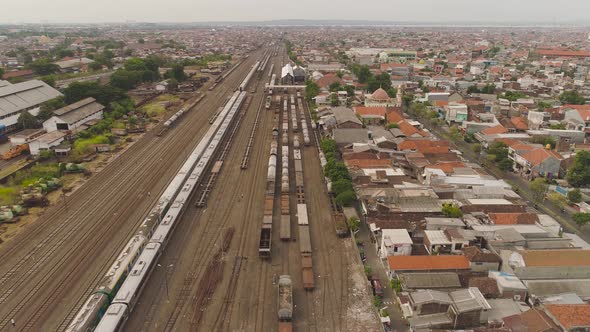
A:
[43,97,104,133]
[0,80,62,131]
[380,229,413,259]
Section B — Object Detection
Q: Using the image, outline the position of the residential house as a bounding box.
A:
[423,229,470,255]
[513,148,563,178]
[353,106,387,125]
[445,102,468,124]
[544,304,590,331]
[331,106,363,129]
[462,246,502,272]
[42,97,105,133]
[380,229,413,258]
[386,255,470,278]
[503,309,560,332]
[488,271,528,300]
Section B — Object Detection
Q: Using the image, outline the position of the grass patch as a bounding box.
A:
[73,135,111,155]
[140,95,180,117]
[0,187,18,205]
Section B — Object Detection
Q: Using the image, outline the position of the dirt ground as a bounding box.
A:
[124,52,381,332]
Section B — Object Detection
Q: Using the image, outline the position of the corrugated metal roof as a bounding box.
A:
[52,97,104,124]
[0,80,62,117]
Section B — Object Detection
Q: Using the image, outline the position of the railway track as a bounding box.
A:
[0,54,260,330]
[135,59,270,332]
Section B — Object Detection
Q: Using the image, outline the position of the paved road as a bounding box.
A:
[0,52,262,331]
[356,219,409,332]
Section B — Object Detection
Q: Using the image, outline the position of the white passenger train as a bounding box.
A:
[67,61,258,332]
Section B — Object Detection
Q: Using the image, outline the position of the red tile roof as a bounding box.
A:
[345,159,392,169]
[537,49,590,58]
[354,106,387,117]
[397,140,449,153]
[387,255,470,271]
[481,125,509,135]
[425,161,465,174]
[315,74,342,88]
[511,117,529,130]
[397,121,428,137]
[545,304,590,329]
[2,69,34,79]
[488,213,538,225]
[521,148,563,166]
[503,309,559,332]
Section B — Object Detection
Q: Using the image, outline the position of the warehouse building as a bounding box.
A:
[0,80,62,132]
[43,97,105,133]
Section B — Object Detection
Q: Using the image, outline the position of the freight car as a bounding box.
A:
[278,275,293,332]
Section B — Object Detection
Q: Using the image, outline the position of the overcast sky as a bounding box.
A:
[2,0,590,24]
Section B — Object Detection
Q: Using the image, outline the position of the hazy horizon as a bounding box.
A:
[2,0,590,25]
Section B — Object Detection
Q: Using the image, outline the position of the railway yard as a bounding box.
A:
[0,45,379,332]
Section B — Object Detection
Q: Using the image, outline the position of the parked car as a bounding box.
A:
[372,278,384,297]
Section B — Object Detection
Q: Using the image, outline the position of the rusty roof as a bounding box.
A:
[521,250,590,267]
[545,304,590,329]
[387,255,470,271]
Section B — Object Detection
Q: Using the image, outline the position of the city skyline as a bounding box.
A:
[2,0,590,24]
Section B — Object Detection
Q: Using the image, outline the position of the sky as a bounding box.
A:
[2,0,590,24]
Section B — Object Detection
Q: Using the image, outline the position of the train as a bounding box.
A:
[278,275,293,332]
[68,61,259,332]
[259,115,279,258]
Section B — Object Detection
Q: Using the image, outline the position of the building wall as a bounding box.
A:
[29,137,65,155]
[452,309,482,329]
[470,261,501,273]
[0,107,41,131]
[416,302,450,316]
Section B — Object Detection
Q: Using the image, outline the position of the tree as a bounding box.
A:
[471,143,481,154]
[332,178,353,196]
[64,81,127,106]
[567,151,590,187]
[335,190,356,206]
[110,69,144,90]
[29,58,59,75]
[166,64,186,81]
[530,178,548,204]
[330,93,339,107]
[547,192,568,208]
[568,188,583,203]
[17,111,40,129]
[138,38,145,44]
[344,85,355,98]
[40,75,56,87]
[498,159,514,171]
[356,65,372,84]
[329,81,342,92]
[367,72,392,93]
[0,67,4,79]
[450,127,462,141]
[387,123,399,129]
[348,217,360,233]
[488,142,509,161]
[441,203,463,218]
[167,78,178,91]
[573,212,590,227]
[387,87,397,98]
[305,80,320,102]
[559,90,586,105]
